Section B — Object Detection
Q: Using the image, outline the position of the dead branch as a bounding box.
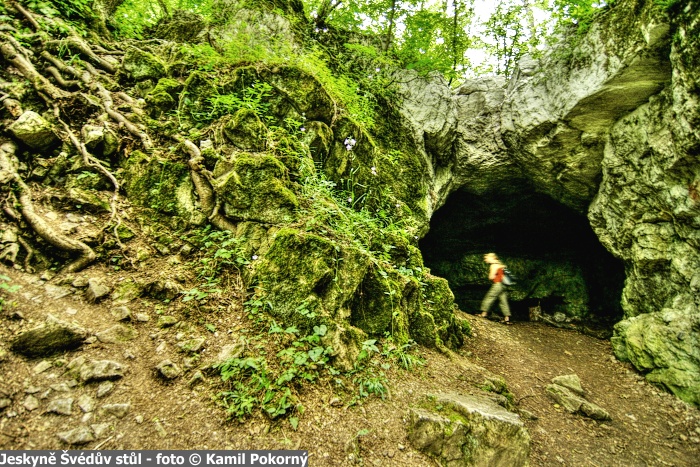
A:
[0,41,69,101]
[1,142,96,273]
[10,1,41,31]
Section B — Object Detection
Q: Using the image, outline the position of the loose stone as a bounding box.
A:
[156,360,181,380]
[57,426,95,445]
[46,397,73,415]
[97,381,115,398]
[77,394,95,413]
[23,395,40,411]
[100,403,130,418]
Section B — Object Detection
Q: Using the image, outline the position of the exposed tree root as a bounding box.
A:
[0,40,70,101]
[10,1,41,31]
[1,142,96,273]
[45,66,80,90]
[95,84,152,150]
[179,137,237,232]
[45,37,117,74]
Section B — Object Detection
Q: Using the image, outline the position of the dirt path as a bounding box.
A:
[2,265,700,466]
[468,317,700,467]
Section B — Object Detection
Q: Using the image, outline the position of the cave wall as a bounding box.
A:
[392,0,699,406]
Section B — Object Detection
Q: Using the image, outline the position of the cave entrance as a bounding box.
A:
[419,188,625,328]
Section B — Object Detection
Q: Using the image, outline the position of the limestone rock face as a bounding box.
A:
[612,309,700,406]
[585,1,700,406]
[408,393,530,466]
[501,1,671,212]
[394,70,457,171]
[452,77,513,199]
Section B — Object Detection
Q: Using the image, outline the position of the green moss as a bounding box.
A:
[216,154,299,224]
[260,66,335,124]
[146,78,183,117]
[222,109,268,151]
[249,228,369,330]
[304,121,333,163]
[65,172,109,191]
[349,267,410,344]
[121,46,167,81]
[180,71,218,122]
[122,150,198,220]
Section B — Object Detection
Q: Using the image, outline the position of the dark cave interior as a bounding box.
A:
[419,188,626,325]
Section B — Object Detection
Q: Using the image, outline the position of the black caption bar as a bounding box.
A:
[0,451,308,467]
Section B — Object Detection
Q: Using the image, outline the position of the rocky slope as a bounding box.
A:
[0,0,698,433]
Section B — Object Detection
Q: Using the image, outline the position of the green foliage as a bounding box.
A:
[216,303,332,421]
[552,0,614,35]
[112,0,212,38]
[382,338,425,370]
[188,226,251,278]
[24,0,94,21]
[482,1,533,78]
[208,82,273,121]
[653,0,680,11]
[180,227,250,305]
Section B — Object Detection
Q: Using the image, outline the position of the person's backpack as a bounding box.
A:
[502,268,516,286]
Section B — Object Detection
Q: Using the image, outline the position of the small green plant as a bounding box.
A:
[382,339,425,371]
[0,275,20,313]
[208,82,273,120]
[653,0,680,11]
[216,316,333,422]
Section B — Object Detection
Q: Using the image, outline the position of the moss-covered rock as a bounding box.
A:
[145,78,183,117]
[612,309,700,407]
[323,117,429,231]
[216,154,298,224]
[260,66,335,124]
[8,111,58,150]
[248,228,370,328]
[121,47,167,81]
[180,71,217,120]
[122,150,202,223]
[303,120,333,162]
[421,275,464,349]
[409,393,530,466]
[222,109,268,151]
[349,266,412,344]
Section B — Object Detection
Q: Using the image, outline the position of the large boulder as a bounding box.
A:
[10,315,87,357]
[408,393,530,466]
[612,309,700,406]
